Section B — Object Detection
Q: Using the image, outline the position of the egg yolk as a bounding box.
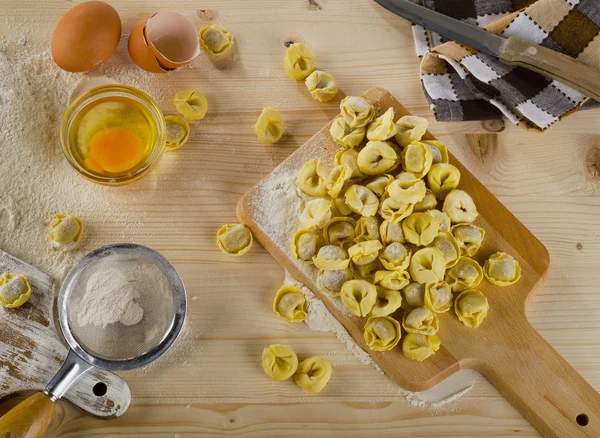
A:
[86,127,144,174]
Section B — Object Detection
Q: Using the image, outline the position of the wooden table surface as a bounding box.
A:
[1,1,599,436]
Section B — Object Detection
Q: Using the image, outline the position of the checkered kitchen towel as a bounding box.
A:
[412,0,600,131]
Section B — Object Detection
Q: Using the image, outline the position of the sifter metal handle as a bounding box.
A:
[44,349,92,402]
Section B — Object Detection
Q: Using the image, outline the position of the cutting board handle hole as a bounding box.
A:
[93,382,107,397]
[576,413,589,426]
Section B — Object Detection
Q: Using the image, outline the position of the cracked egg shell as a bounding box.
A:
[128,11,201,73]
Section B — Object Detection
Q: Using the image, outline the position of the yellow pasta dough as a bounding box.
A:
[484,252,521,286]
[364,316,402,351]
[49,214,83,252]
[357,141,398,175]
[454,290,489,328]
[424,281,453,313]
[413,189,438,212]
[0,273,31,308]
[379,220,405,244]
[305,70,339,102]
[443,189,478,224]
[427,163,461,201]
[255,107,284,144]
[355,216,381,242]
[373,269,410,291]
[329,117,366,149]
[323,217,355,247]
[402,333,441,361]
[298,159,331,197]
[428,232,460,268]
[217,223,253,256]
[409,247,446,284]
[387,172,427,205]
[345,185,379,217]
[317,268,353,296]
[165,116,190,150]
[394,115,428,147]
[199,24,234,55]
[352,259,383,281]
[369,286,402,317]
[313,245,350,270]
[340,96,375,128]
[293,357,332,393]
[333,196,354,216]
[401,282,425,310]
[300,199,332,230]
[340,279,377,316]
[262,344,298,381]
[379,242,411,271]
[325,164,352,198]
[426,209,451,233]
[284,43,316,80]
[402,212,439,246]
[335,149,365,181]
[273,285,307,322]
[348,240,383,266]
[422,140,449,164]
[366,108,398,141]
[291,229,321,264]
[451,224,485,257]
[378,195,414,224]
[445,257,483,293]
[174,90,208,120]
[401,141,433,178]
[365,174,394,197]
[402,306,439,335]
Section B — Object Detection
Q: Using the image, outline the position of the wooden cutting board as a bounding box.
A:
[238,88,600,438]
[0,249,130,418]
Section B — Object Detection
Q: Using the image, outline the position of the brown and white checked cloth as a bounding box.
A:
[411,0,600,131]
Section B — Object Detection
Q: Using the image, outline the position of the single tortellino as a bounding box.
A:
[379,242,411,271]
[273,285,307,322]
[284,42,316,80]
[255,107,284,144]
[352,259,383,281]
[323,217,355,247]
[484,252,521,286]
[401,141,433,178]
[335,149,365,181]
[369,286,402,317]
[366,107,398,141]
[357,141,398,176]
[379,195,413,224]
[262,344,298,380]
[313,245,350,270]
[426,209,451,233]
[380,220,405,244]
[395,115,428,147]
[402,306,439,336]
[293,357,332,393]
[403,333,441,362]
[401,282,425,310]
[387,172,427,205]
[428,232,460,268]
[443,190,478,224]
[451,224,485,257]
[49,214,83,251]
[348,240,383,266]
[455,290,489,328]
[0,273,31,308]
[344,185,379,217]
[402,212,439,246]
[422,140,449,164]
[340,96,375,128]
[446,257,483,293]
[199,24,234,55]
[424,281,453,313]
[340,279,377,316]
[318,268,353,296]
[413,189,437,212]
[300,199,332,231]
[365,174,394,197]
[174,90,208,120]
[291,229,321,264]
[217,224,253,256]
[305,70,339,102]
[330,117,366,149]
[298,159,331,197]
[325,165,351,198]
[165,116,190,150]
[333,196,353,216]
[427,163,461,201]
[409,247,446,284]
[355,216,380,242]
[364,316,402,352]
[373,270,410,291]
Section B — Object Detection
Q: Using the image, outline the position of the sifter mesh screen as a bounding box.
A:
[66,254,175,361]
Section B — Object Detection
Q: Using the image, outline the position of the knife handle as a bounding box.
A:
[499,37,600,102]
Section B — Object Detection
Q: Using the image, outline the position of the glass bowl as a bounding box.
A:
[61,84,166,186]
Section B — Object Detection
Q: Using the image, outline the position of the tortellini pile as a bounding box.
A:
[48,214,83,252]
[284,43,338,102]
[288,97,524,362]
[0,272,31,308]
[216,223,253,256]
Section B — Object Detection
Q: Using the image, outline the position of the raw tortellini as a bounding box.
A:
[366,107,398,141]
[402,333,441,361]
[49,214,83,252]
[340,279,377,316]
[199,24,234,56]
[354,216,380,242]
[395,115,428,147]
[340,96,375,128]
[305,70,339,102]
[445,257,483,293]
[255,107,284,144]
[401,282,425,310]
[428,232,460,268]
[424,281,453,313]
[427,163,460,200]
[413,189,437,212]
[293,357,332,393]
[348,240,383,266]
[443,189,478,224]
[409,247,446,284]
[313,245,349,270]
[484,252,521,286]
[174,90,208,120]
[165,116,190,150]
[262,344,298,380]
[402,306,439,336]
[402,212,439,246]
[318,268,353,296]
[273,285,307,322]
[345,185,379,217]
[451,224,485,257]
[401,141,433,178]
[369,286,402,317]
[0,273,31,308]
[330,117,366,149]
[357,141,398,175]
[325,165,351,198]
[379,242,411,271]
[366,174,394,197]
[300,199,332,230]
[217,223,253,256]
[298,159,330,197]
[373,269,410,291]
[454,290,489,328]
[387,172,427,205]
[426,209,451,233]
[284,43,316,80]
[379,220,405,244]
[323,217,355,247]
[291,229,321,264]
[364,316,402,351]
[335,149,364,181]
[379,196,413,223]
[422,140,449,164]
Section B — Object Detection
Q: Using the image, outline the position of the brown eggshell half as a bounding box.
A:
[145,11,201,70]
[127,14,168,74]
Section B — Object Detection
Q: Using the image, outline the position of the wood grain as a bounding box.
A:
[0,0,599,436]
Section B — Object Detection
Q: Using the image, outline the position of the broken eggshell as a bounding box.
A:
[128,11,201,73]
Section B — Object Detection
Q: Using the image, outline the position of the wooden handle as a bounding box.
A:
[476,317,600,438]
[499,37,600,102]
[0,392,55,438]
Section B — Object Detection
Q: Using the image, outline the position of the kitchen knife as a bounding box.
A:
[374,0,600,102]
